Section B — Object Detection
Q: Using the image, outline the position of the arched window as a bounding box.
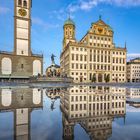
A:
[18,0,22,6]
[2,57,12,75]
[23,0,27,7]
[21,64,24,69]
[33,89,41,105]
[33,60,41,76]
[2,89,12,107]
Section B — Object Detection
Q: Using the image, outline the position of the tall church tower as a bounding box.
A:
[63,17,76,50]
[14,0,32,56]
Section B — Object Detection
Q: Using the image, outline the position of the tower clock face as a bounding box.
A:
[18,9,27,17]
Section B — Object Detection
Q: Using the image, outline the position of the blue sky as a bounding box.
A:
[0,0,140,68]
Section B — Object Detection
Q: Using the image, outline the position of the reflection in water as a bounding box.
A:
[0,86,140,140]
[127,88,140,108]
[1,89,12,107]
[127,88,140,99]
[0,88,43,140]
[60,86,126,140]
[46,87,65,111]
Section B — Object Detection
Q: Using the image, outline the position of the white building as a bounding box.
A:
[60,17,127,83]
[127,58,140,82]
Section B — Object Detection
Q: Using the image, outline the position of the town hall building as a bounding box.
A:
[60,16,127,83]
[0,0,43,82]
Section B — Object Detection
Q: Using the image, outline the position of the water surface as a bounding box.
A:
[0,85,140,140]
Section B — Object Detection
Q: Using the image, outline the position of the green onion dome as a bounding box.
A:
[64,18,75,27]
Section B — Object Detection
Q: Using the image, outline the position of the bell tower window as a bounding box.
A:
[18,0,22,6]
[23,0,27,8]
[21,64,24,69]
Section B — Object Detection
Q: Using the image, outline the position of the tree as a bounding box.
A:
[105,74,110,83]
[92,74,96,83]
[38,73,41,78]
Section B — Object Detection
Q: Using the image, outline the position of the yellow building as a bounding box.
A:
[60,16,127,83]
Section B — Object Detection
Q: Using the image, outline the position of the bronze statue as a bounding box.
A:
[51,54,56,64]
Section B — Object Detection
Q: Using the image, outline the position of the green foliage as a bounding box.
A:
[105,74,110,83]
[92,74,96,83]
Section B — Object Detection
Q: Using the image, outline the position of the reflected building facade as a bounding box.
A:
[46,88,63,100]
[46,87,66,111]
[60,86,126,140]
[126,88,140,108]
[127,88,140,99]
[0,88,43,140]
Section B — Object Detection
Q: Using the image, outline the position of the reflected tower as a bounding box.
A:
[0,88,43,140]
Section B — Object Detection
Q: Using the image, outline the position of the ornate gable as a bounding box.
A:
[95,19,107,26]
[89,18,113,36]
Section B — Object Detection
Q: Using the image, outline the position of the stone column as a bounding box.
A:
[103,74,105,83]
[96,73,98,83]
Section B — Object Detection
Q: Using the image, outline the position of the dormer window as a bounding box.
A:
[23,0,27,8]
[18,0,22,6]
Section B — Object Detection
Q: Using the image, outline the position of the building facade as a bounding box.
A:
[0,0,43,82]
[60,17,127,83]
[60,86,126,140]
[127,58,140,82]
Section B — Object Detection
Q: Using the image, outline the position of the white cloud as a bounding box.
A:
[32,17,60,30]
[127,53,140,58]
[111,0,140,6]
[49,9,66,21]
[0,6,10,14]
[43,0,140,23]
[67,0,140,13]
[127,107,140,112]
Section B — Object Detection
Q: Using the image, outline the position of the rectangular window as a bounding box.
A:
[76,64,78,69]
[71,96,74,101]
[90,54,92,61]
[72,54,74,60]
[21,64,24,69]
[72,64,74,69]
[84,55,87,61]
[71,105,74,111]
[80,104,82,110]
[76,54,78,61]
[84,104,86,110]
[84,64,86,69]
[80,55,83,61]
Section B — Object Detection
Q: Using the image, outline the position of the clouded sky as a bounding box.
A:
[0,0,140,68]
